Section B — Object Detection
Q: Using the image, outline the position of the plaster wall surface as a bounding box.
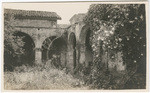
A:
[11,19,57,28]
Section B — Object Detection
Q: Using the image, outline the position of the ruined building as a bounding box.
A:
[4,9,126,72]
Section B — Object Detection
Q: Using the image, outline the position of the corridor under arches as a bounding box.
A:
[42,36,57,62]
[14,31,35,65]
[42,36,67,68]
[4,31,35,71]
[80,26,93,68]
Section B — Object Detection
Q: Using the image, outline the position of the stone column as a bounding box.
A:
[35,48,42,65]
[34,36,43,65]
[80,44,86,65]
[73,48,76,69]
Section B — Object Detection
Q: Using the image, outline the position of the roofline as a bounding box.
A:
[69,13,86,22]
[4,8,62,20]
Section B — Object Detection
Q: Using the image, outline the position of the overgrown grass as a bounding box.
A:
[4,64,89,90]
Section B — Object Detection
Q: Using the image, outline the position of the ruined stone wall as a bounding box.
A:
[67,21,126,73]
[6,12,65,64]
[66,21,92,73]
[9,14,61,44]
[11,19,57,28]
[5,9,126,72]
[66,48,74,72]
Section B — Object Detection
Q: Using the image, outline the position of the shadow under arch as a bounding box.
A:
[68,32,77,69]
[80,25,93,67]
[42,36,68,68]
[4,31,35,71]
[42,36,57,62]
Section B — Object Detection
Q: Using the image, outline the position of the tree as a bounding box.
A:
[83,4,146,89]
[4,13,25,71]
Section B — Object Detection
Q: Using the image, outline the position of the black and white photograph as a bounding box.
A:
[2,2,148,90]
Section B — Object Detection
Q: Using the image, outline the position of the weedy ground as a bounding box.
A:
[4,64,89,90]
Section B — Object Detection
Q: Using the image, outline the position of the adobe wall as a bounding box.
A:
[6,11,65,65]
[11,19,57,28]
[4,9,126,73]
[67,14,126,73]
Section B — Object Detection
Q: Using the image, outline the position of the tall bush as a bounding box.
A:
[83,4,146,89]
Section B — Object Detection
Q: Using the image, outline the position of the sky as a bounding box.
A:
[3,3,93,24]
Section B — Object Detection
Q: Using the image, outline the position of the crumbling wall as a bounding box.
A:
[11,19,57,28]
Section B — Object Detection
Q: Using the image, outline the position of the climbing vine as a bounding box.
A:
[4,13,25,71]
[84,4,146,69]
[83,4,146,89]
[4,13,25,57]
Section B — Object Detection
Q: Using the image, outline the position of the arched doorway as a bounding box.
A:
[42,36,56,62]
[14,31,35,65]
[4,31,35,70]
[69,32,77,69]
[80,26,93,67]
[42,36,67,68]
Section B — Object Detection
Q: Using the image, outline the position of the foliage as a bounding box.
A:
[4,13,25,71]
[83,4,146,89]
[84,4,146,70]
[4,13,25,57]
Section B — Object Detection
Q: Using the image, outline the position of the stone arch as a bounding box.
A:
[80,25,90,44]
[42,36,57,62]
[12,31,35,66]
[68,32,77,69]
[42,36,67,68]
[50,37,67,68]
[80,25,93,67]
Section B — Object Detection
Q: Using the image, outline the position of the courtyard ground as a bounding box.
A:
[4,65,89,90]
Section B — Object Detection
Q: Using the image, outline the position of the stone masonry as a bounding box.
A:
[4,9,126,72]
